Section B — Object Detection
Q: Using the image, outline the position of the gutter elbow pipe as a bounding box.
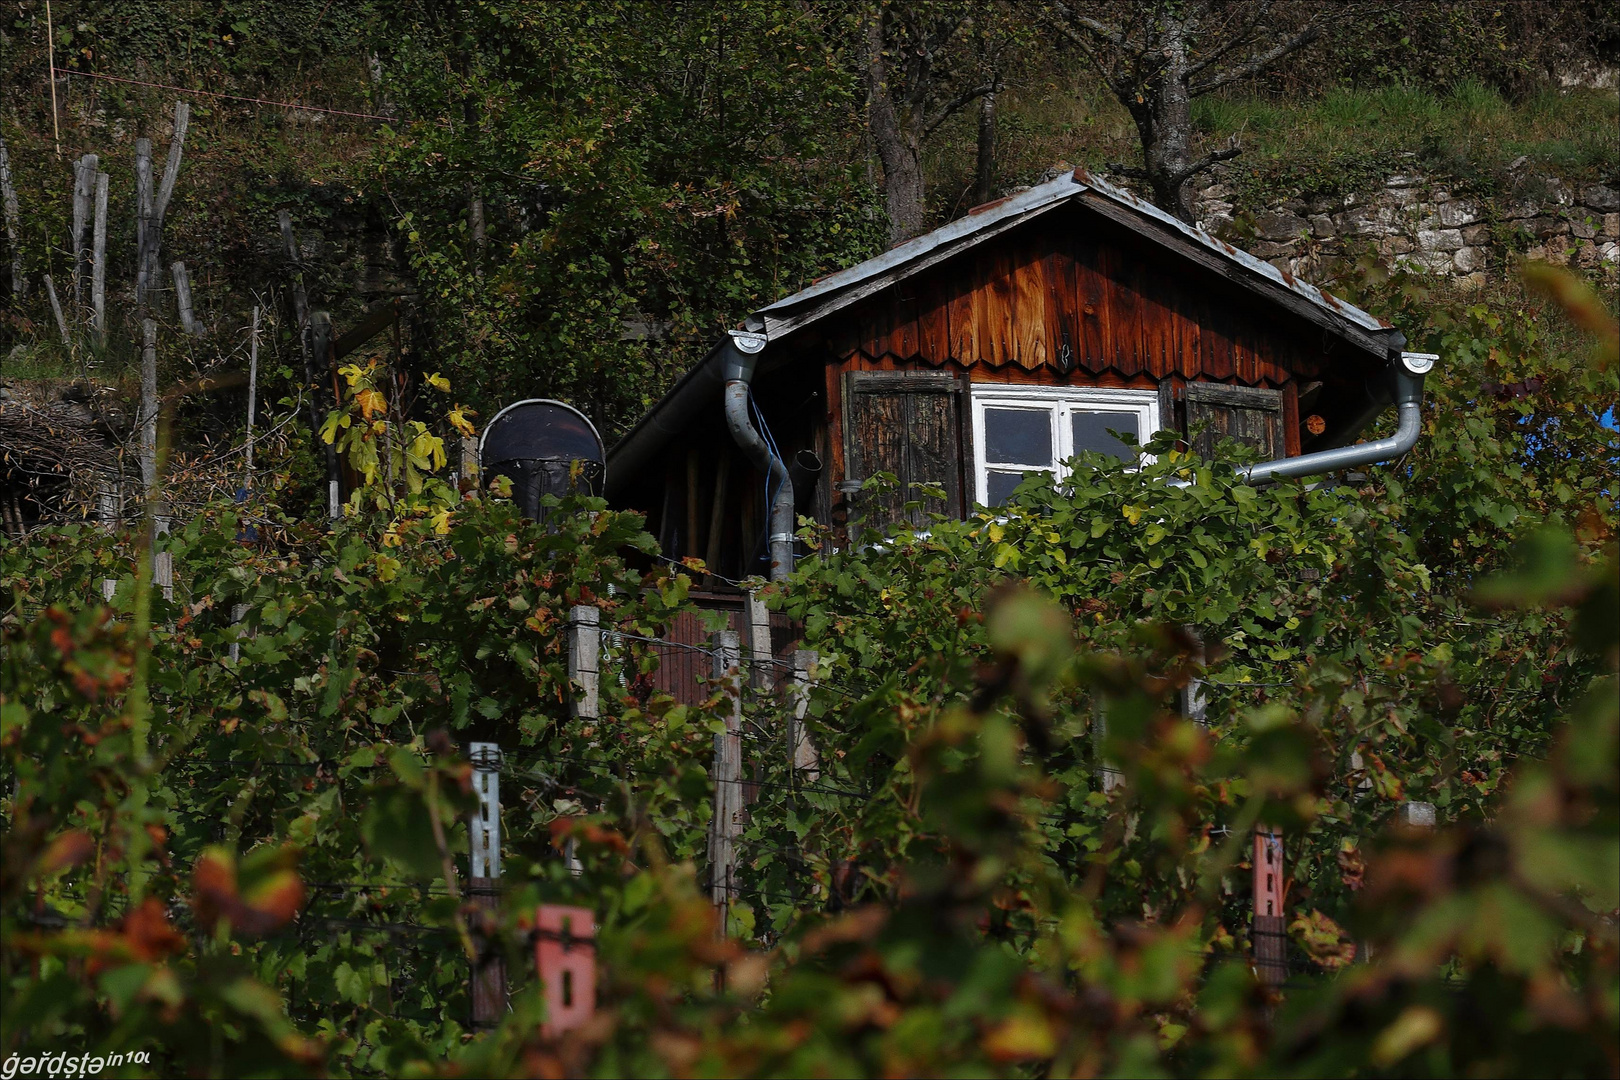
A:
[721,330,796,581]
[1171,342,1433,488]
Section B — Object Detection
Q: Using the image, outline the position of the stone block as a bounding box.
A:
[1438,199,1481,227]
[1547,179,1574,206]
[1386,173,1424,188]
[1255,209,1309,242]
[1603,213,1619,237]
[1600,241,1620,264]
[1309,214,1336,238]
[1529,216,1569,239]
[1417,228,1465,252]
[1583,184,1620,212]
[1251,240,1297,258]
[1396,801,1437,828]
[1381,235,1415,255]
[1571,219,1597,240]
[1458,272,1488,290]
[1453,246,1484,273]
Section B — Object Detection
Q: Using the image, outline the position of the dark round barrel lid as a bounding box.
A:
[479,399,604,466]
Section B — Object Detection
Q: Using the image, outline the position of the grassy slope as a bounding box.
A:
[926,74,1617,218]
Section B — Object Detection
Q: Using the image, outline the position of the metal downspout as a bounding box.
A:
[720,330,795,581]
[1171,342,1433,487]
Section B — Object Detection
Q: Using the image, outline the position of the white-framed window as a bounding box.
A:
[971,386,1159,506]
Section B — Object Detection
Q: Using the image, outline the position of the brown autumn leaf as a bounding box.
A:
[37,830,95,877]
[193,845,305,936]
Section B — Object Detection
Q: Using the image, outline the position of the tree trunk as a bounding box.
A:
[1142,30,1198,223]
[974,87,998,206]
[467,182,486,275]
[864,14,926,245]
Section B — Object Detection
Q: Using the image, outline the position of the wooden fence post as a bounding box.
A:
[172,261,199,336]
[568,605,600,720]
[1179,627,1208,726]
[43,274,70,347]
[152,551,174,603]
[1252,827,1288,986]
[745,589,771,691]
[468,741,506,1029]
[71,152,98,316]
[0,133,21,300]
[709,630,742,913]
[91,170,107,341]
[788,649,820,784]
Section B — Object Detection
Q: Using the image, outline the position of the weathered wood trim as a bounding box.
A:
[1183,383,1284,408]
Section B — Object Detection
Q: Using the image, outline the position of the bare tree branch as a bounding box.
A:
[1046,0,1127,47]
[1169,144,1243,186]
[1188,16,1336,96]
[924,80,997,136]
[1106,162,1151,180]
[1183,0,1274,78]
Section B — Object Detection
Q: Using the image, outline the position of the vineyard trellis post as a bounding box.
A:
[469,741,506,1029]
[709,630,742,916]
[568,605,600,720]
[1252,828,1288,986]
[789,649,820,783]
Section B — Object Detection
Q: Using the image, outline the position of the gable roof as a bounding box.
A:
[747,168,1393,353]
[607,169,1399,489]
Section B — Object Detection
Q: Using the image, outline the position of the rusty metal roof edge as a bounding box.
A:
[756,167,1391,341]
[757,173,1083,321]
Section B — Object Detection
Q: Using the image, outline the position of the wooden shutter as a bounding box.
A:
[1182,384,1284,460]
[843,372,967,528]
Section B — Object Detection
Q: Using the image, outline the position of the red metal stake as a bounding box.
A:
[536,905,596,1038]
[1252,827,1288,986]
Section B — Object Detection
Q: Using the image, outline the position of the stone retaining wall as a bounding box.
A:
[1196,170,1618,287]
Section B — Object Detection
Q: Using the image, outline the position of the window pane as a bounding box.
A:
[985,469,1033,506]
[1071,410,1140,462]
[983,407,1052,465]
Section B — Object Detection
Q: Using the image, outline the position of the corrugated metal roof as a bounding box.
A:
[752,167,1391,344]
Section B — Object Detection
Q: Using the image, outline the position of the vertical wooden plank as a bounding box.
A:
[1282,381,1301,458]
[948,271,977,364]
[1074,235,1109,373]
[1010,237,1049,369]
[916,276,951,363]
[978,249,1015,368]
[904,388,960,523]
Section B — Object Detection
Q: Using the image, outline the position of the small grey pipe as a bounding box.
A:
[720,331,796,580]
[1171,352,1430,488]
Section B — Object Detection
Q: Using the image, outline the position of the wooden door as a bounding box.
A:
[1183,384,1284,460]
[842,372,967,528]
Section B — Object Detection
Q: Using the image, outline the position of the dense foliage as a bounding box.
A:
[3,269,1616,1075]
[2,2,1618,1075]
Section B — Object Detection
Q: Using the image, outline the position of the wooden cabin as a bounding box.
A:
[606,169,1408,582]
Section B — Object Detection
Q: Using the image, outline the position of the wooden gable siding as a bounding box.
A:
[822,205,1340,387]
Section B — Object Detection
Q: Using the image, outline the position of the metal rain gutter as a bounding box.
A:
[1172,342,1434,489]
[719,329,795,581]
